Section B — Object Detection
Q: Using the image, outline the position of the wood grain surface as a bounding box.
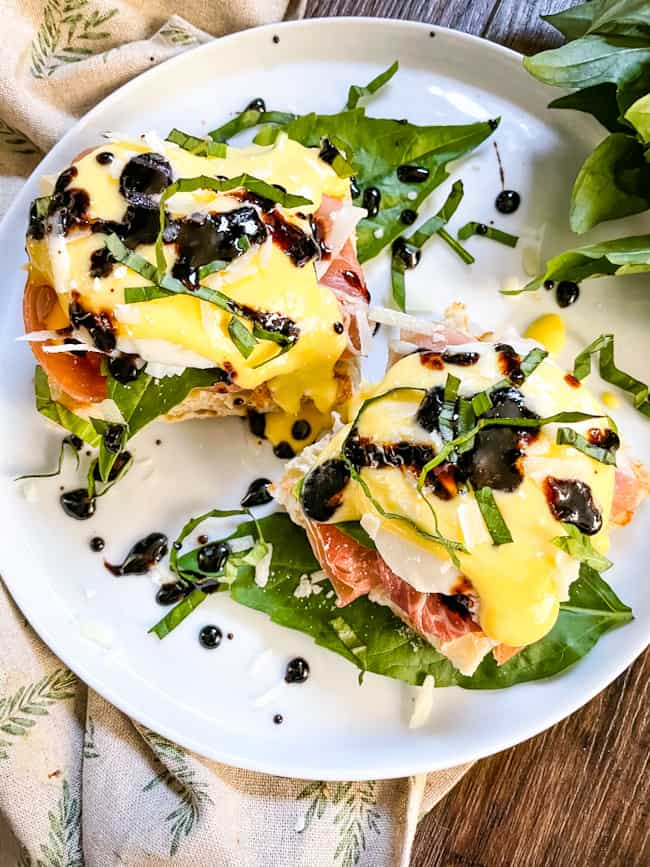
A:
[304,2,650,865]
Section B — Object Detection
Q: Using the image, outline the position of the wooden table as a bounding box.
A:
[303,2,650,865]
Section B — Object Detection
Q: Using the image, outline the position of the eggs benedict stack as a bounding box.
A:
[278,323,644,675]
[23,131,369,446]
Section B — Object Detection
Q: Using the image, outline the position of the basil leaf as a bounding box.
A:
[284,111,496,263]
[169,507,248,576]
[148,589,207,639]
[34,366,101,447]
[182,514,633,688]
[570,132,650,233]
[346,60,399,109]
[552,524,612,572]
[105,234,158,283]
[475,487,513,545]
[16,436,80,481]
[542,2,598,41]
[418,410,603,488]
[105,365,228,437]
[439,372,460,443]
[333,521,377,550]
[90,418,128,482]
[124,285,173,303]
[513,234,650,293]
[208,109,296,143]
[457,221,519,248]
[227,316,257,359]
[159,174,312,214]
[456,398,476,454]
[520,347,549,378]
[166,128,228,157]
[549,83,629,133]
[470,390,492,417]
[93,450,133,498]
[573,334,650,417]
[197,259,229,280]
[556,426,618,465]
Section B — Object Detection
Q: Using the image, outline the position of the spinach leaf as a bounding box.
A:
[105,365,228,437]
[570,132,650,232]
[543,2,601,41]
[625,91,650,140]
[549,83,629,133]
[515,235,650,292]
[176,514,632,688]
[34,366,101,447]
[283,111,496,262]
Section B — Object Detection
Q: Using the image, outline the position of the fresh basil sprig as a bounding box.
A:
[552,523,612,572]
[457,221,519,248]
[573,334,650,417]
[166,129,227,157]
[208,109,296,143]
[556,427,618,465]
[346,60,399,110]
[474,486,513,545]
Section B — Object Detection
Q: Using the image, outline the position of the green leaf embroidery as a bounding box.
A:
[36,779,82,867]
[83,716,99,759]
[140,728,213,857]
[0,119,40,156]
[297,781,381,867]
[31,0,119,79]
[0,668,77,762]
[157,21,199,47]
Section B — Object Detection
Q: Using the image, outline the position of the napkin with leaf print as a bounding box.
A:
[0,2,471,864]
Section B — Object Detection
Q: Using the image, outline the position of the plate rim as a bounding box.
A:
[1,15,648,780]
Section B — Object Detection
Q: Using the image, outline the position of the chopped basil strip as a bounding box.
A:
[418,410,603,489]
[346,60,399,110]
[556,427,618,466]
[552,524,612,573]
[34,366,101,447]
[169,507,249,577]
[228,316,257,359]
[198,259,229,280]
[456,398,476,454]
[470,390,493,417]
[439,373,460,443]
[148,589,208,639]
[475,487,513,545]
[105,234,158,284]
[208,109,296,143]
[15,436,80,482]
[334,521,377,550]
[573,334,650,418]
[521,347,548,378]
[32,195,51,218]
[123,285,173,303]
[319,136,355,178]
[391,180,472,310]
[166,128,227,157]
[457,221,519,248]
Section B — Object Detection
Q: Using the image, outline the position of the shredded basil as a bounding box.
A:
[521,347,548,378]
[148,589,208,640]
[34,366,101,447]
[166,128,227,157]
[15,435,80,481]
[573,334,650,418]
[439,373,460,443]
[90,418,128,483]
[169,507,249,578]
[228,316,256,359]
[471,390,493,417]
[552,524,612,573]
[475,487,513,545]
[346,61,399,110]
[208,109,296,143]
[556,427,618,465]
[123,285,172,303]
[456,398,477,454]
[457,221,519,248]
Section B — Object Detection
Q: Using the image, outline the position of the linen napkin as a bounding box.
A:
[0,3,471,864]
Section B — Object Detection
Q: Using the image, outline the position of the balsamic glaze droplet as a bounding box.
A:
[156,582,187,606]
[197,534,209,545]
[349,176,360,199]
[63,434,83,451]
[247,410,266,439]
[396,164,430,183]
[285,657,310,684]
[318,137,341,166]
[108,354,143,384]
[392,237,421,270]
[104,532,169,576]
[273,441,295,459]
[119,152,172,205]
[102,424,124,455]
[400,208,418,225]
[93,450,131,482]
[495,189,521,214]
[197,541,231,574]
[273,713,284,725]
[544,279,555,291]
[544,477,602,535]
[241,478,273,509]
[96,151,114,165]
[245,97,266,112]
[300,458,351,521]
[89,246,115,278]
[362,187,381,218]
[89,536,105,552]
[60,489,96,520]
[333,321,344,334]
[291,420,312,441]
[199,624,222,649]
[556,281,580,308]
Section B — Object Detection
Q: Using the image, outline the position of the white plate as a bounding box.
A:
[0,18,648,781]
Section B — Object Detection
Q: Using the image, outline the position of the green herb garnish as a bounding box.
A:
[556,427,618,465]
[475,487,513,545]
[346,60,399,110]
[208,109,296,143]
[573,334,650,417]
[552,524,612,573]
[457,221,519,248]
[166,129,228,157]
[90,418,128,483]
[34,366,101,447]
[15,435,81,481]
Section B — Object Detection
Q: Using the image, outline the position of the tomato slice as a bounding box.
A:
[23,280,107,403]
